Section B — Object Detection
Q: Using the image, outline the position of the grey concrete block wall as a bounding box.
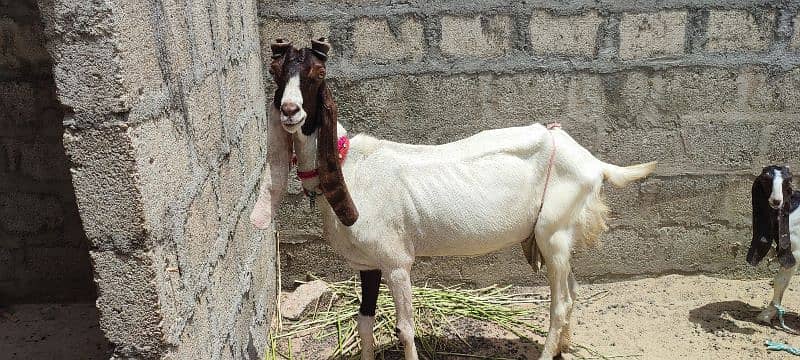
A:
[36,0,276,358]
[0,0,95,303]
[258,0,800,288]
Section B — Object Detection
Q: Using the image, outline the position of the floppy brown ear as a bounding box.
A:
[316,84,359,226]
[777,179,796,268]
[747,177,772,266]
[250,104,293,229]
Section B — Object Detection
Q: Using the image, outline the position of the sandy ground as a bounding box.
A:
[0,303,112,360]
[276,274,800,359]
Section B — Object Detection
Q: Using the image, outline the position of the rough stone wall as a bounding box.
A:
[259,0,800,287]
[36,0,275,358]
[0,0,94,303]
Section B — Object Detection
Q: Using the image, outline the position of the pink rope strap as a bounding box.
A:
[532,122,561,236]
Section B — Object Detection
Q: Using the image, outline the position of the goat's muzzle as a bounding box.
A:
[279,102,306,131]
[770,199,783,209]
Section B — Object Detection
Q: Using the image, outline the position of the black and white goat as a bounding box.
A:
[250,38,657,360]
[747,165,800,325]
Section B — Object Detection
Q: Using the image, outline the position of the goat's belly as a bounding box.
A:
[414,229,530,257]
[410,205,535,257]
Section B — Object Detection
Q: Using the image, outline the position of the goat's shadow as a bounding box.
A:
[688,300,800,335]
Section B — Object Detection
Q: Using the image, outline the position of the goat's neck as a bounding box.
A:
[292,122,348,193]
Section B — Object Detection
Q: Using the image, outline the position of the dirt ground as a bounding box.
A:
[277,274,800,359]
[0,303,112,360]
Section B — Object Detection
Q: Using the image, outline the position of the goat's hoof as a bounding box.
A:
[758,309,776,323]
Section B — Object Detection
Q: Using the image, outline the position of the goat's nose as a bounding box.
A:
[281,103,300,117]
[771,199,782,207]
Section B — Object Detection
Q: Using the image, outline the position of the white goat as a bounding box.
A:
[746,165,800,328]
[250,38,657,360]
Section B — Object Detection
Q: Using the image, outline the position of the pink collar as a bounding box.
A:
[296,135,350,180]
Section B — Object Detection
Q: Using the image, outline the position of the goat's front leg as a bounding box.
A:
[386,267,418,360]
[758,262,798,323]
[539,231,574,360]
[358,270,381,360]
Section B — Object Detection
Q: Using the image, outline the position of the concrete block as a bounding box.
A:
[216,150,246,220]
[706,10,773,52]
[650,175,750,229]
[483,72,571,123]
[0,18,50,71]
[575,225,749,278]
[280,279,331,320]
[115,0,166,112]
[0,193,63,233]
[334,74,484,144]
[49,38,128,120]
[777,67,800,112]
[308,0,388,5]
[17,141,70,181]
[739,68,784,112]
[529,10,602,57]
[440,15,512,57]
[0,82,41,132]
[237,108,267,173]
[676,117,762,169]
[600,128,686,168]
[173,296,212,359]
[276,187,323,244]
[129,113,192,236]
[188,0,215,78]
[352,16,425,62]
[19,247,92,283]
[63,127,147,251]
[185,178,221,276]
[792,15,800,49]
[90,250,164,359]
[660,68,739,113]
[259,19,330,53]
[186,73,224,162]
[762,114,800,168]
[619,11,687,60]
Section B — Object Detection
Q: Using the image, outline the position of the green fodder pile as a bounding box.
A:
[269,278,617,360]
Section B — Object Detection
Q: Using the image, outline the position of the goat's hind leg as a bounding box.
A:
[557,270,579,354]
[537,230,574,360]
[358,270,381,360]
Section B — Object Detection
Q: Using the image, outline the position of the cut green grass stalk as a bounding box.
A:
[269,277,611,359]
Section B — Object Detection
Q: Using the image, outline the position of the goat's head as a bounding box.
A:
[746,165,795,267]
[268,38,329,134]
[250,38,359,229]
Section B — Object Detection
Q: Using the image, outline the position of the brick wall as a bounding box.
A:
[0,0,94,303]
[37,0,276,358]
[259,0,800,287]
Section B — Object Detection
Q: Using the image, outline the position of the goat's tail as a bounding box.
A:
[602,161,657,187]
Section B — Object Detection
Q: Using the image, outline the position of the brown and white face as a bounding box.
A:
[758,165,792,210]
[747,165,793,266]
[268,38,329,134]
